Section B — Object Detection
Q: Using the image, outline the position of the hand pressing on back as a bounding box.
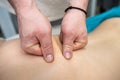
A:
[60,9,88,59]
[9,0,54,62]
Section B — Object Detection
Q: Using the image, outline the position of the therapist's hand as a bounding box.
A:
[17,7,54,63]
[60,9,88,59]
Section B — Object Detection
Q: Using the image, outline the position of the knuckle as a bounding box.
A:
[21,43,28,50]
[63,43,73,50]
[21,43,31,53]
[62,25,75,36]
[64,44,72,49]
[42,42,53,53]
[80,39,88,48]
[62,28,75,36]
[43,43,52,50]
[34,30,51,42]
[73,38,88,50]
[21,41,31,50]
[40,28,51,35]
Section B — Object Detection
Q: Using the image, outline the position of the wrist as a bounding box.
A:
[8,0,36,14]
[69,0,89,10]
[65,6,87,16]
[66,9,86,22]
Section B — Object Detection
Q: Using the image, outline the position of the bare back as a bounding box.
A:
[0,18,120,80]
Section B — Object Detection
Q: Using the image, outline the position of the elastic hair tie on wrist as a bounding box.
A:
[65,6,87,16]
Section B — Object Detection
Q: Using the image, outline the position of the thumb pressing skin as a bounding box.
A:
[60,33,74,60]
[39,34,54,63]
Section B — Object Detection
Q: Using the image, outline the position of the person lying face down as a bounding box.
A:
[0,18,120,80]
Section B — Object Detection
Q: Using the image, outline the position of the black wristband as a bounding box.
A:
[65,6,87,15]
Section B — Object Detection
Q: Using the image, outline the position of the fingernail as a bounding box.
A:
[65,52,71,59]
[45,54,53,62]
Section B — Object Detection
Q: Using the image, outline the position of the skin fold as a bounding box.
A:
[0,18,120,80]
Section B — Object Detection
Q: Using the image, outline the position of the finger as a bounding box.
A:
[22,41,42,56]
[73,33,88,50]
[62,34,74,60]
[39,34,54,63]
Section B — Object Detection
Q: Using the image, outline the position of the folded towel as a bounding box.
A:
[86,6,120,33]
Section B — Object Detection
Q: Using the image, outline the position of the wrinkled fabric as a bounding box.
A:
[0,0,69,21]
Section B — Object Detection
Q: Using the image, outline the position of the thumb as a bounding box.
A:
[62,34,74,60]
[39,34,54,63]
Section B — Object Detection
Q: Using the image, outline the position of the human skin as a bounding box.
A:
[1,18,120,80]
[8,0,54,62]
[8,0,89,62]
[0,40,4,45]
[60,0,89,60]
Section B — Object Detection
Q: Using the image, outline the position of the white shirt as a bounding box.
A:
[0,0,69,21]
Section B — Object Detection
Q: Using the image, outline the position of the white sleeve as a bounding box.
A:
[0,0,69,21]
[0,0,15,14]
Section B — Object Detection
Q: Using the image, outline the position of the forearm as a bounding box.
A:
[8,0,36,14]
[69,0,89,10]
